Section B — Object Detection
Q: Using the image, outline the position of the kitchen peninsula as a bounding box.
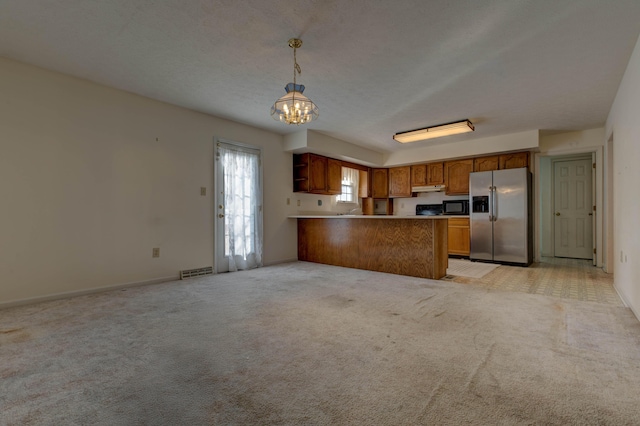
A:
[291,216,448,280]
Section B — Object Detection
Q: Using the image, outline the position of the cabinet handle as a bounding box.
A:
[218,213,225,218]
[555,212,560,216]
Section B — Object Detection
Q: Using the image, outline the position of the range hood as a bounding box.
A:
[411,185,446,193]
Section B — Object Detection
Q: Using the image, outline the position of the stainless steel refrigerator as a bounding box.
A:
[469,167,532,266]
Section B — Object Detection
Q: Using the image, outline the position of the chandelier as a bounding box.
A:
[271,38,319,125]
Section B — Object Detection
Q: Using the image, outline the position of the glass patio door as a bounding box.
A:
[215,139,263,272]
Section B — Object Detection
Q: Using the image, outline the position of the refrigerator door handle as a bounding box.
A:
[488,186,493,221]
[492,186,497,221]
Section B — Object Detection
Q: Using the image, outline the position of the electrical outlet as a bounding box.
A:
[297,200,301,207]
[318,200,322,206]
[152,248,160,258]
[200,187,206,196]
[401,203,405,208]
[287,198,290,205]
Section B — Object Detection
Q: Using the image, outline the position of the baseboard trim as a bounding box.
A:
[0,275,179,310]
[263,257,298,266]
[613,283,640,322]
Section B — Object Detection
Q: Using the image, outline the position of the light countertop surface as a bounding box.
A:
[288,215,449,219]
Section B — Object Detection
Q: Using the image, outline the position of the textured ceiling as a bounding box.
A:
[1,0,639,154]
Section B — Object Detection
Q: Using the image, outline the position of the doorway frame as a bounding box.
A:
[550,154,594,262]
[533,145,604,267]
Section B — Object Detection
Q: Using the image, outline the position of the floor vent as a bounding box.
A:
[180,266,213,280]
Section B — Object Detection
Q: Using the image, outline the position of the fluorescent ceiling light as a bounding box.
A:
[393,120,474,143]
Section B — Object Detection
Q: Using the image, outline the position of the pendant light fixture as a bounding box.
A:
[271,38,319,125]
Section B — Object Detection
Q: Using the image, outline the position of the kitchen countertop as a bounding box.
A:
[288,215,449,219]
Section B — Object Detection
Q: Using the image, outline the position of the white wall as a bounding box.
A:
[284,130,385,166]
[605,33,640,317]
[0,57,297,305]
[384,130,539,166]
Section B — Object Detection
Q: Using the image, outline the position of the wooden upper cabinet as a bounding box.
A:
[293,153,341,195]
[444,159,473,195]
[358,169,370,198]
[426,162,445,185]
[293,153,310,192]
[411,164,427,187]
[326,158,342,195]
[474,155,499,172]
[389,166,412,198]
[371,168,389,198]
[500,152,529,170]
[308,154,328,193]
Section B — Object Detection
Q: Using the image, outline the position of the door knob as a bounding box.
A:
[218,213,224,218]
[555,212,560,216]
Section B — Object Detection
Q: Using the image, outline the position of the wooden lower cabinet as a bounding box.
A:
[447,217,470,256]
[297,218,448,279]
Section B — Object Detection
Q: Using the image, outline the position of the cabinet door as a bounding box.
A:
[309,154,328,193]
[474,155,499,172]
[411,164,427,187]
[358,169,370,198]
[326,158,342,195]
[500,152,529,170]
[426,162,444,185]
[371,168,389,198]
[445,159,473,195]
[448,217,470,256]
[389,166,412,198]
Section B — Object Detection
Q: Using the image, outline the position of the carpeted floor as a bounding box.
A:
[2,261,640,425]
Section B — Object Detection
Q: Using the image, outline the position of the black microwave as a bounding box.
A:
[442,199,469,215]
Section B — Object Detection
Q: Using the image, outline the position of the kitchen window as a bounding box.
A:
[336,167,359,203]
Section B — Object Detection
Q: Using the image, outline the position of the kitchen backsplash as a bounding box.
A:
[293,191,466,216]
[392,192,468,216]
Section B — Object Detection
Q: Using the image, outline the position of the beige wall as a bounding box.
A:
[605,33,640,318]
[0,57,297,305]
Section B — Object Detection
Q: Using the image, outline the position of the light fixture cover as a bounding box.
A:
[394,120,474,143]
[271,38,318,125]
[271,83,319,125]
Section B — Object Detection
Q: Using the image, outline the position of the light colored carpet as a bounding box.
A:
[446,258,499,278]
[2,261,640,425]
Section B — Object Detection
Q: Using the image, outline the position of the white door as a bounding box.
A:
[553,158,593,259]
[215,140,263,273]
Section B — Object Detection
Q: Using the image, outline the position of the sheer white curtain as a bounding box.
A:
[337,167,360,203]
[219,143,263,271]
